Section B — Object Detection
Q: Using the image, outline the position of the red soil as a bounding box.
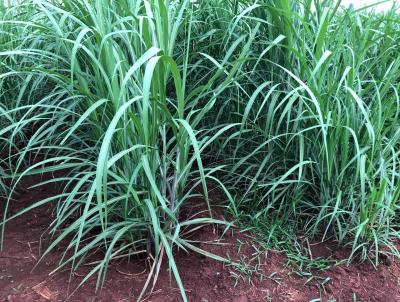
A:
[1,176,400,302]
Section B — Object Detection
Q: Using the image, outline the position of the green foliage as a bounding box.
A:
[211,0,400,265]
[0,0,399,300]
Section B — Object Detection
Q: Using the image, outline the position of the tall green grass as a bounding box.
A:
[1,0,399,300]
[214,1,400,264]
[0,0,253,300]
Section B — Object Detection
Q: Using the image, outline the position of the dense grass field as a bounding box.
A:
[1,0,399,300]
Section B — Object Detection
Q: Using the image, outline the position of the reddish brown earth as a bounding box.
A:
[1,176,400,302]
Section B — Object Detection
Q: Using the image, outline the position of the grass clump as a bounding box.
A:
[0,0,399,300]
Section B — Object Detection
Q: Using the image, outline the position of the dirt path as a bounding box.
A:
[1,176,400,301]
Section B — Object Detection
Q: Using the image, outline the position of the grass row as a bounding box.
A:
[1,0,399,300]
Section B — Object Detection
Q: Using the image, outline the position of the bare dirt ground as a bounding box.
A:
[1,176,400,302]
